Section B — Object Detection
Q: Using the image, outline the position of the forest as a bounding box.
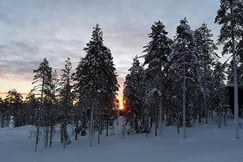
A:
[0,0,243,151]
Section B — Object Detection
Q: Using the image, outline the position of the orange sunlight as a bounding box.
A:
[116,77,125,111]
[119,99,124,110]
[116,94,124,110]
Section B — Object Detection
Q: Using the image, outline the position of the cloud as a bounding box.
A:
[0,0,221,93]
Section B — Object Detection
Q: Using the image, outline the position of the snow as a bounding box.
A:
[0,118,243,162]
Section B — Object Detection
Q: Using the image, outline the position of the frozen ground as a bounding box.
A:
[0,118,243,162]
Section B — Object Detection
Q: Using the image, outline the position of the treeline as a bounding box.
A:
[123,0,243,136]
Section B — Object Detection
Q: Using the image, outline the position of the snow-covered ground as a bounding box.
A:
[0,118,243,162]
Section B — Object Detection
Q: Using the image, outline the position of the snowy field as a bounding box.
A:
[0,119,243,162]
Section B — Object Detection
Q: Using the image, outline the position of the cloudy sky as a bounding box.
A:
[0,0,220,98]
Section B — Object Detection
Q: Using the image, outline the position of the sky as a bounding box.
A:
[0,0,221,100]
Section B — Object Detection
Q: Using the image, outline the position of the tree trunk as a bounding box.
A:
[182,62,186,139]
[106,118,109,136]
[203,89,208,124]
[35,78,44,152]
[35,108,40,152]
[44,125,49,148]
[97,117,102,144]
[49,125,53,148]
[89,100,94,147]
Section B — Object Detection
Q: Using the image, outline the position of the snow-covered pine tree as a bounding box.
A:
[215,0,243,139]
[226,40,243,86]
[215,0,243,56]
[32,58,53,151]
[143,21,172,136]
[123,56,146,133]
[73,24,118,144]
[167,18,198,137]
[194,23,219,123]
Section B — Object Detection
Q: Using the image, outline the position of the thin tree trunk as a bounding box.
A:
[230,1,239,139]
[155,106,158,136]
[44,125,49,148]
[182,62,186,139]
[35,108,40,152]
[203,89,208,124]
[61,123,64,143]
[159,97,163,136]
[224,113,227,127]
[97,117,102,144]
[198,105,202,124]
[89,100,94,147]
[1,114,4,128]
[176,112,180,134]
[106,118,109,136]
[49,124,53,148]
[35,78,44,152]
[75,104,81,141]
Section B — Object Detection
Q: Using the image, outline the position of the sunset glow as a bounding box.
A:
[118,98,124,110]
[116,89,125,110]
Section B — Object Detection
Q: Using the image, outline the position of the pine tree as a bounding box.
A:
[215,0,243,139]
[48,70,59,148]
[123,56,146,133]
[215,0,243,56]
[212,62,227,128]
[73,24,118,144]
[32,58,53,151]
[72,57,87,140]
[167,18,198,137]
[143,21,172,136]
[194,23,219,123]
[59,58,73,147]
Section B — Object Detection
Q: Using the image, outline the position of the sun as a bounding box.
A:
[119,101,124,110]
[116,93,125,111]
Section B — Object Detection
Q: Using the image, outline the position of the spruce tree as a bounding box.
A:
[194,23,219,123]
[167,18,198,137]
[32,58,53,151]
[212,62,227,128]
[59,58,73,147]
[215,0,243,139]
[215,0,243,56]
[73,24,118,143]
[143,21,172,136]
[123,56,146,133]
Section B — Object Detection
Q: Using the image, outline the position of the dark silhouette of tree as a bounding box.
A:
[32,58,53,151]
[194,23,219,123]
[123,56,146,133]
[58,58,73,148]
[73,24,118,145]
[215,0,243,139]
